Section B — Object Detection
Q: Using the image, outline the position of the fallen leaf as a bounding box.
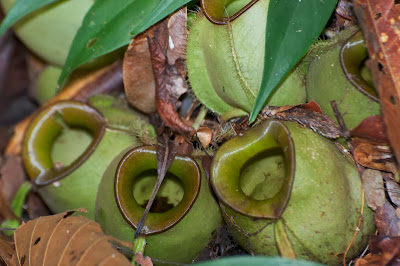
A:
[12,210,131,265]
[362,169,386,211]
[260,104,345,139]
[350,115,389,143]
[353,138,397,174]
[353,0,400,163]
[0,237,14,266]
[355,235,400,266]
[147,8,195,136]
[375,201,400,236]
[123,32,156,114]
[384,175,400,207]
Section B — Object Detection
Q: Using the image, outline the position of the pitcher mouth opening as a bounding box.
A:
[114,145,201,235]
[240,147,286,201]
[340,30,379,102]
[211,120,295,220]
[22,100,105,187]
[133,169,185,213]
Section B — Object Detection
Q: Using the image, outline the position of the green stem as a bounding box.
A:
[0,181,32,235]
[132,235,147,265]
[192,106,208,130]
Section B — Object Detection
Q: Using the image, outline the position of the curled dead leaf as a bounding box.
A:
[12,210,131,265]
[123,32,156,114]
[147,8,195,136]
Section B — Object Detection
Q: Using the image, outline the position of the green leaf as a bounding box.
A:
[58,0,191,86]
[0,0,59,36]
[194,256,324,266]
[249,0,337,122]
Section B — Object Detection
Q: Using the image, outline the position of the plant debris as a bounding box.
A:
[354,0,400,162]
[11,210,131,265]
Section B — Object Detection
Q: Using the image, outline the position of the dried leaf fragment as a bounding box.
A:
[350,115,389,143]
[12,210,131,265]
[147,8,195,136]
[260,104,345,139]
[356,235,400,266]
[353,138,397,174]
[353,0,400,162]
[0,237,14,266]
[123,32,156,114]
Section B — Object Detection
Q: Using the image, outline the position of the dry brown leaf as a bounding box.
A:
[350,115,389,143]
[260,104,345,139]
[383,175,400,207]
[362,169,386,211]
[147,7,195,136]
[355,235,400,266]
[0,237,14,266]
[12,210,131,266]
[353,0,400,163]
[5,60,124,157]
[375,201,400,236]
[123,32,157,114]
[353,138,397,174]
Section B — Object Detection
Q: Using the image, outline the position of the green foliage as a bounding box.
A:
[57,0,192,86]
[0,0,58,36]
[194,256,324,265]
[249,0,338,122]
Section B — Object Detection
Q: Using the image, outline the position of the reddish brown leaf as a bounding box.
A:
[123,32,156,114]
[375,201,400,236]
[147,8,195,136]
[12,210,131,265]
[355,235,400,266]
[353,138,397,174]
[350,115,389,142]
[353,0,400,163]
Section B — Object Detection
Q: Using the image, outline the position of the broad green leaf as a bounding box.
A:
[132,0,192,35]
[58,0,191,86]
[0,0,59,36]
[249,0,337,122]
[194,256,324,266]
